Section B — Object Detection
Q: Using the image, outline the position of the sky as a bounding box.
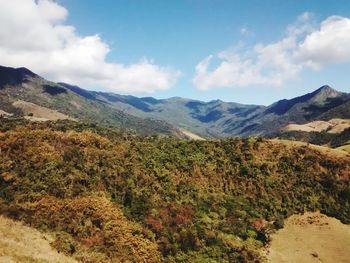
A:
[1,0,350,105]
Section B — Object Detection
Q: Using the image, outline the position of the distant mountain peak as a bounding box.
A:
[265,85,343,116]
[311,85,342,104]
[314,85,338,94]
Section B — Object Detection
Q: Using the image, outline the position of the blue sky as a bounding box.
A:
[2,0,350,105]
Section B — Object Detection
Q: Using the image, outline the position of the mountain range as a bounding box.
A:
[1,65,350,138]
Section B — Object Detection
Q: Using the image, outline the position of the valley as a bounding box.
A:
[1,0,350,261]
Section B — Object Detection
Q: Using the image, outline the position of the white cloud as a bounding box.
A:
[0,0,181,93]
[193,12,350,90]
[297,16,350,66]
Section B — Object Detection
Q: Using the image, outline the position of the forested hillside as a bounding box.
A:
[0,119,349,262]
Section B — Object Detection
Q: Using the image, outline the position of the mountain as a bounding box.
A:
[238,85,350,136]
[59,84,264,138]
[62,81,350,137]
[0,66,183,137]
[1,65,350,138]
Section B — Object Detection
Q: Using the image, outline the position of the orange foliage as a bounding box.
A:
[252,219,267,231]
[28,195,162,263]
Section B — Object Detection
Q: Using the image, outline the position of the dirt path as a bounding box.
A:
[265,212,350,263]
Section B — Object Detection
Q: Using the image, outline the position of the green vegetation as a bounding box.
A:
[0,120,349,262]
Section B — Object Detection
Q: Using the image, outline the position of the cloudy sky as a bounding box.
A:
[1,0,350,104]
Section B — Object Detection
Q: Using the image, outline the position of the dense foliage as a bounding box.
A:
[0,120,349,262]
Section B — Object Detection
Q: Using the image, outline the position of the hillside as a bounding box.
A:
[239,86,350,136]
[0,66,182,137]
[283,119,350,134]
[273,124,350,152]
[0,119,349,262]
[1,65,350,139]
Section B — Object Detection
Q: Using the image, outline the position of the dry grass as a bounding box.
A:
[265,212,350,263]
[270,139,350,159]
[0,216,77,263]
[0,109,12,116]
[12,100,74,121]
[337,144,350,153]
[283,118,350,134]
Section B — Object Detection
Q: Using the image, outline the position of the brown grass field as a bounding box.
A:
[283,119,350,134]
[12,100,73,121]
[265,212,350,263]
[0,216,77,263]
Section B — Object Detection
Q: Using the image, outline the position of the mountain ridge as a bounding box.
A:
[0,65,184,138]
[1,65,349,138]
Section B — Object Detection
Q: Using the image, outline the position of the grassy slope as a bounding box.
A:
[271,139,349,158]
[0,216,77,263]
[337,144,350,153]
[0,120,349,262]
[282,119,350,134]
[13,100,73,121]
[266,212,350,263]
[273,126,350,151]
